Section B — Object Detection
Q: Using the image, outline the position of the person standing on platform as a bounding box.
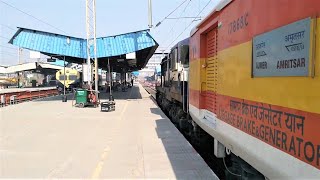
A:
[131,78,134,87]
[105,82,108,93]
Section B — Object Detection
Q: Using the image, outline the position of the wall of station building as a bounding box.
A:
[139,53,163,78]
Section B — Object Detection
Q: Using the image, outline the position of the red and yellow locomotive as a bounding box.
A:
[157,0,320,179]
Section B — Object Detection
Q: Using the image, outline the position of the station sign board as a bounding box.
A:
[47,58,56,62]
[253,17,311,77]
[82,64,90,82]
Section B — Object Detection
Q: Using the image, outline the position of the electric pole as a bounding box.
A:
[18,48,23,88]
[18,48,23,64]
[148,0,153,28]
[86,0,98,95]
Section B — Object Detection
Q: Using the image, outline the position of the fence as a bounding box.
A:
[0,88,58,107]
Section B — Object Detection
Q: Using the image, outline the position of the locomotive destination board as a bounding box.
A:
[253,18,311,77]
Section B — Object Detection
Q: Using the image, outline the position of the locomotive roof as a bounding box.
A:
[172,38,189,50]
[191,0,233,35]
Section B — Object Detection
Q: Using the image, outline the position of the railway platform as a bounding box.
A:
[0,87,56,94]
[0,83,217,179]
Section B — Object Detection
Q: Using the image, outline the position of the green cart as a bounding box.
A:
[75,89,87,108]
[74,89,99,108]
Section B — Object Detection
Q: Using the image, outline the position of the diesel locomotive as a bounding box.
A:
[56,68,81,92]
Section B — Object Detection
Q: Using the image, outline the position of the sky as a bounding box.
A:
[0,0,221,66]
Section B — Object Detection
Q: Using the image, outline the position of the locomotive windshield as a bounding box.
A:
[180,45,189,65]
[69,75,78,81]
[171,48,178,70]
[59,75,66,80]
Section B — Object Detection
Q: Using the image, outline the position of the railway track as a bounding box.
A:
[143,86,156,99]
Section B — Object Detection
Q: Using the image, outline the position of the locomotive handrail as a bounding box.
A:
[200,81,206,94]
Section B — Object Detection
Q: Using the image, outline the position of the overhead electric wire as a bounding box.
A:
[165,16,202,19]
[162,0,192,46]
[154,0,189,28]
[164,0,212,51]
[0,0,67,34]
[0,24,16,31]
[0,35,10,40]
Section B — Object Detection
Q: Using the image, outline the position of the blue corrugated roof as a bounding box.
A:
[95,31,156,58]
[9,28,157,59]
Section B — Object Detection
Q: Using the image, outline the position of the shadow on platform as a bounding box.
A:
[150,105,217,179]
[35,84,142,102]
[100,85,142,100]
[150,107,167,119]
[153,118,216,179]
[35,93,74,102]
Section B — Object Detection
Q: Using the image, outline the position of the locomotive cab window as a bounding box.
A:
[180,45,189,66]
[168,54,172,69]
[68,75,78,81]
[59,75,66,80]
[171,48,178,70]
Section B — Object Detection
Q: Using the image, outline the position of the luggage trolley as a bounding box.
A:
[73,89,100,108]
[100,101,115,112]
